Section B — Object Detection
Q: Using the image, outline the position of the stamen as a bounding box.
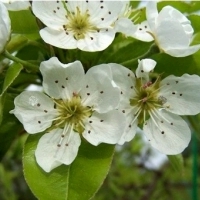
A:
[151,109,171,124]
[148,111,163,133]
[129,107,142,126]
[65,124,74,145]
[57,123,70,147]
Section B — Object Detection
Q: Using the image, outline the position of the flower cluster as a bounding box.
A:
[1,0,200,174]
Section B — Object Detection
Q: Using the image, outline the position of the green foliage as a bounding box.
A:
[23,134,115,200]
[0,93,21,161]
[9,10,39,34]
[188,15,200,34]
[1,63,23,95]
[151,51,200,76]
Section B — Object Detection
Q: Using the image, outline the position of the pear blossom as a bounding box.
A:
[88,59,200,155]
[0,2,11,53]
[11,57,126,172]
[132,1,200,57]
[32,0,135,52]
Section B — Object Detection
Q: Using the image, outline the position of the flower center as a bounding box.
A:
[53,94,92,133]
[64,7,97,40]
[130,77,162,123]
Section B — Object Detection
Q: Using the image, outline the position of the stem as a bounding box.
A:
[49,45,55,57]
[27,40,48,52]
[120,43,159,66]
[2,51,39,72]
[192,134,198,200]
[188,116,199,200]
[187,116,200,140]
[56,48,66,63]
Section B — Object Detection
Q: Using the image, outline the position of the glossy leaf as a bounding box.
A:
[23,134,115,200]
[98,37,154,70]
[0,63,23,125]
[158,1,190,12]
[9,10,39,34]
[188,14,200,34]
[151,51,200,77]
[1,63,23,96]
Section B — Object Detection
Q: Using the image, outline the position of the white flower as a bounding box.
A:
[2,0,30,11]
[32,0,134,52]
[0,2,11,53]
[89,59,200,155]
[11,57,126,172]
[132,1,200,57]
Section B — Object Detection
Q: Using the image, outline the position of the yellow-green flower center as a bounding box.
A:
[130,77,163,124]
[53,94,92,133]
[64,7,97,40]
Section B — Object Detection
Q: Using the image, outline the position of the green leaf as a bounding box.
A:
[167,154,184,172]
[0,94,21,160]
[187,1,200,13]
[9,10,39,34]
[1,63,23,96]
[0,63,23,125]
[5,35,29,54]
[23,134,115,200]
[158,1,190,13]
[98,36,154,70]
[188,14,200,34]
[151,51,200,77]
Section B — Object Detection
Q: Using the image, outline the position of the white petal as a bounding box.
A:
[182,24,194,39]
[118,108,138,145]
[146,1,158,32]
[158,6,190,27]
[114,18,137,37]
[88,1,124,27]
[160,74,200,115]
[65,1,88,13]
[4,1,30,11]
[32,1,66,29]
[11,91,57,134]
[155,19,190,51]
[86,63,136,100]
[136,59,156,81]
[77,29,115,52]
[81,67,121,113]
[40,57,85,99]
[40,28,77,49]
[131,21,154,42]
[35,129,81,172]
[83,110,126,146]
[164,45,200,57]
[144,110,191,155]
[0,2,11,53]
